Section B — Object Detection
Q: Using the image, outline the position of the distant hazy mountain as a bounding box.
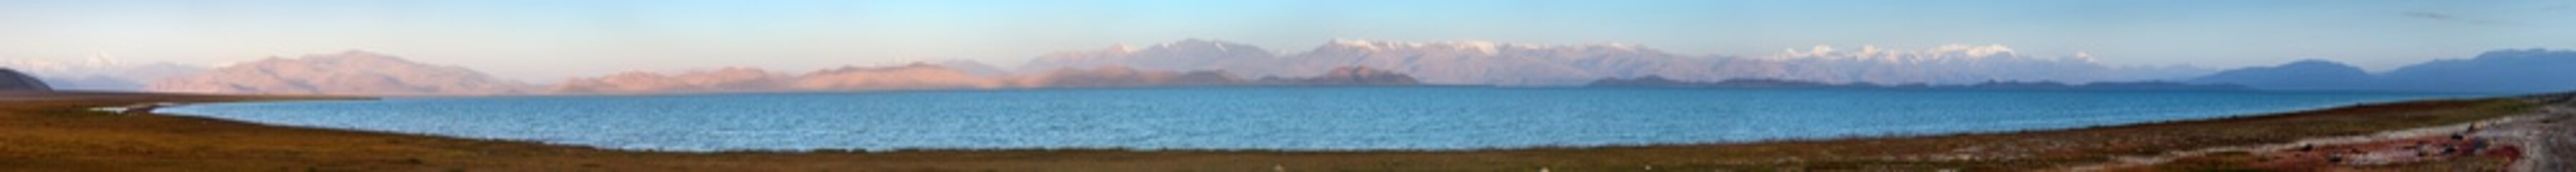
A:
[1761,45,2212,85]
[127,42,2576,95]
[1590,76,1846,88]
[1,56,206,90]
[936,59,1012,77]
[113,39,2219,95]
[550,63,1009,95]
[550,64,1418,95]
[39,75,144,91]
[146,51,531,95]
[2190,49,2576,93]
[2375,49,2576,92]
[786,63,1009,91]
[1020,39,2209,86]
[1594,75,2245,91]
[1018,39,1280,75]
[548,67,794,94]
[1254,66,1422,86]
[1278,40,1720,86]
[2189,59,2379,91]
[1014,66,1242,87]
[1021,39,1722,86]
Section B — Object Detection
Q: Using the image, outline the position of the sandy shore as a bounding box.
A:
[0,91,2558,171]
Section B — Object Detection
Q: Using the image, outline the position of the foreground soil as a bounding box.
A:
[0,91,2559,171]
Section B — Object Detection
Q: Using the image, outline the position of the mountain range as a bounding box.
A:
[2189,49,2576,93]
[546,63,1421,95]
[4,39,2560,95]
[1591,75,2247,91]
[0,56,205,90]
[548,64,1007,94]
[127,50,1426,95]
[1019,39,2212,86]
[144,51,532,95]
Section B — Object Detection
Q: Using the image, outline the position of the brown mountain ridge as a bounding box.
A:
[138,51,1427,95]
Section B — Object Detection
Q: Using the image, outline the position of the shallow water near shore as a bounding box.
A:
[162,87,2483,151]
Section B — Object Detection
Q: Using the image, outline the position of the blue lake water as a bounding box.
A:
[161,87,2482,151]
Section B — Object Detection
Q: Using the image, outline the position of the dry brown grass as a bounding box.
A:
[0,92,2535,171]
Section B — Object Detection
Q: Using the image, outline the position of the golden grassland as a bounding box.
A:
[0,92,2539,171]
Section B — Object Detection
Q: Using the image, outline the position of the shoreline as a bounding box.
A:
[149,88,2484,153]
[1,90,2562,171]
[232,85,2498,100]
[147,89,2475,153]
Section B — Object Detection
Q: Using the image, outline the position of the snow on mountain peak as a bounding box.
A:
[2067,52,2101,62]
[1457,41,1501,54]
[1773,44,2032,62]
[1330,39,1377,48]
[1782,45,1839,57]
[1927,44,2018,58]
[1109,44,1140,53]
[1855,45,1885,55]
[1590,42,1640,52]
[1324,39,1655,55]
[1324,39,1511,54]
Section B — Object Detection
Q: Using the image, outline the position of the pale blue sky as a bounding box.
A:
[1,0,2570,81]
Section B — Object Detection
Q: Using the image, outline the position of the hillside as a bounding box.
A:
[0,68,51,91]
[2192,49,2576,93]
[144,51,530,95]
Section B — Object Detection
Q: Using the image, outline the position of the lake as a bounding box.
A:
[159,87,2481,151]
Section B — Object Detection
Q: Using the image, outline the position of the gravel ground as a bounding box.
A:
[2491,93,2576,172]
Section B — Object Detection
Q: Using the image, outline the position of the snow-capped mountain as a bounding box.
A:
[1017,39,1279,75]
[1759,44,2211,85]
[1290,39,1747,85]
[1021,39,1733,86]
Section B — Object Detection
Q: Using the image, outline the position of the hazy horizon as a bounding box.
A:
[4,0,2572,81]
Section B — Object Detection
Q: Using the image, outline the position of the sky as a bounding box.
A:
[1,0,2570,81]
